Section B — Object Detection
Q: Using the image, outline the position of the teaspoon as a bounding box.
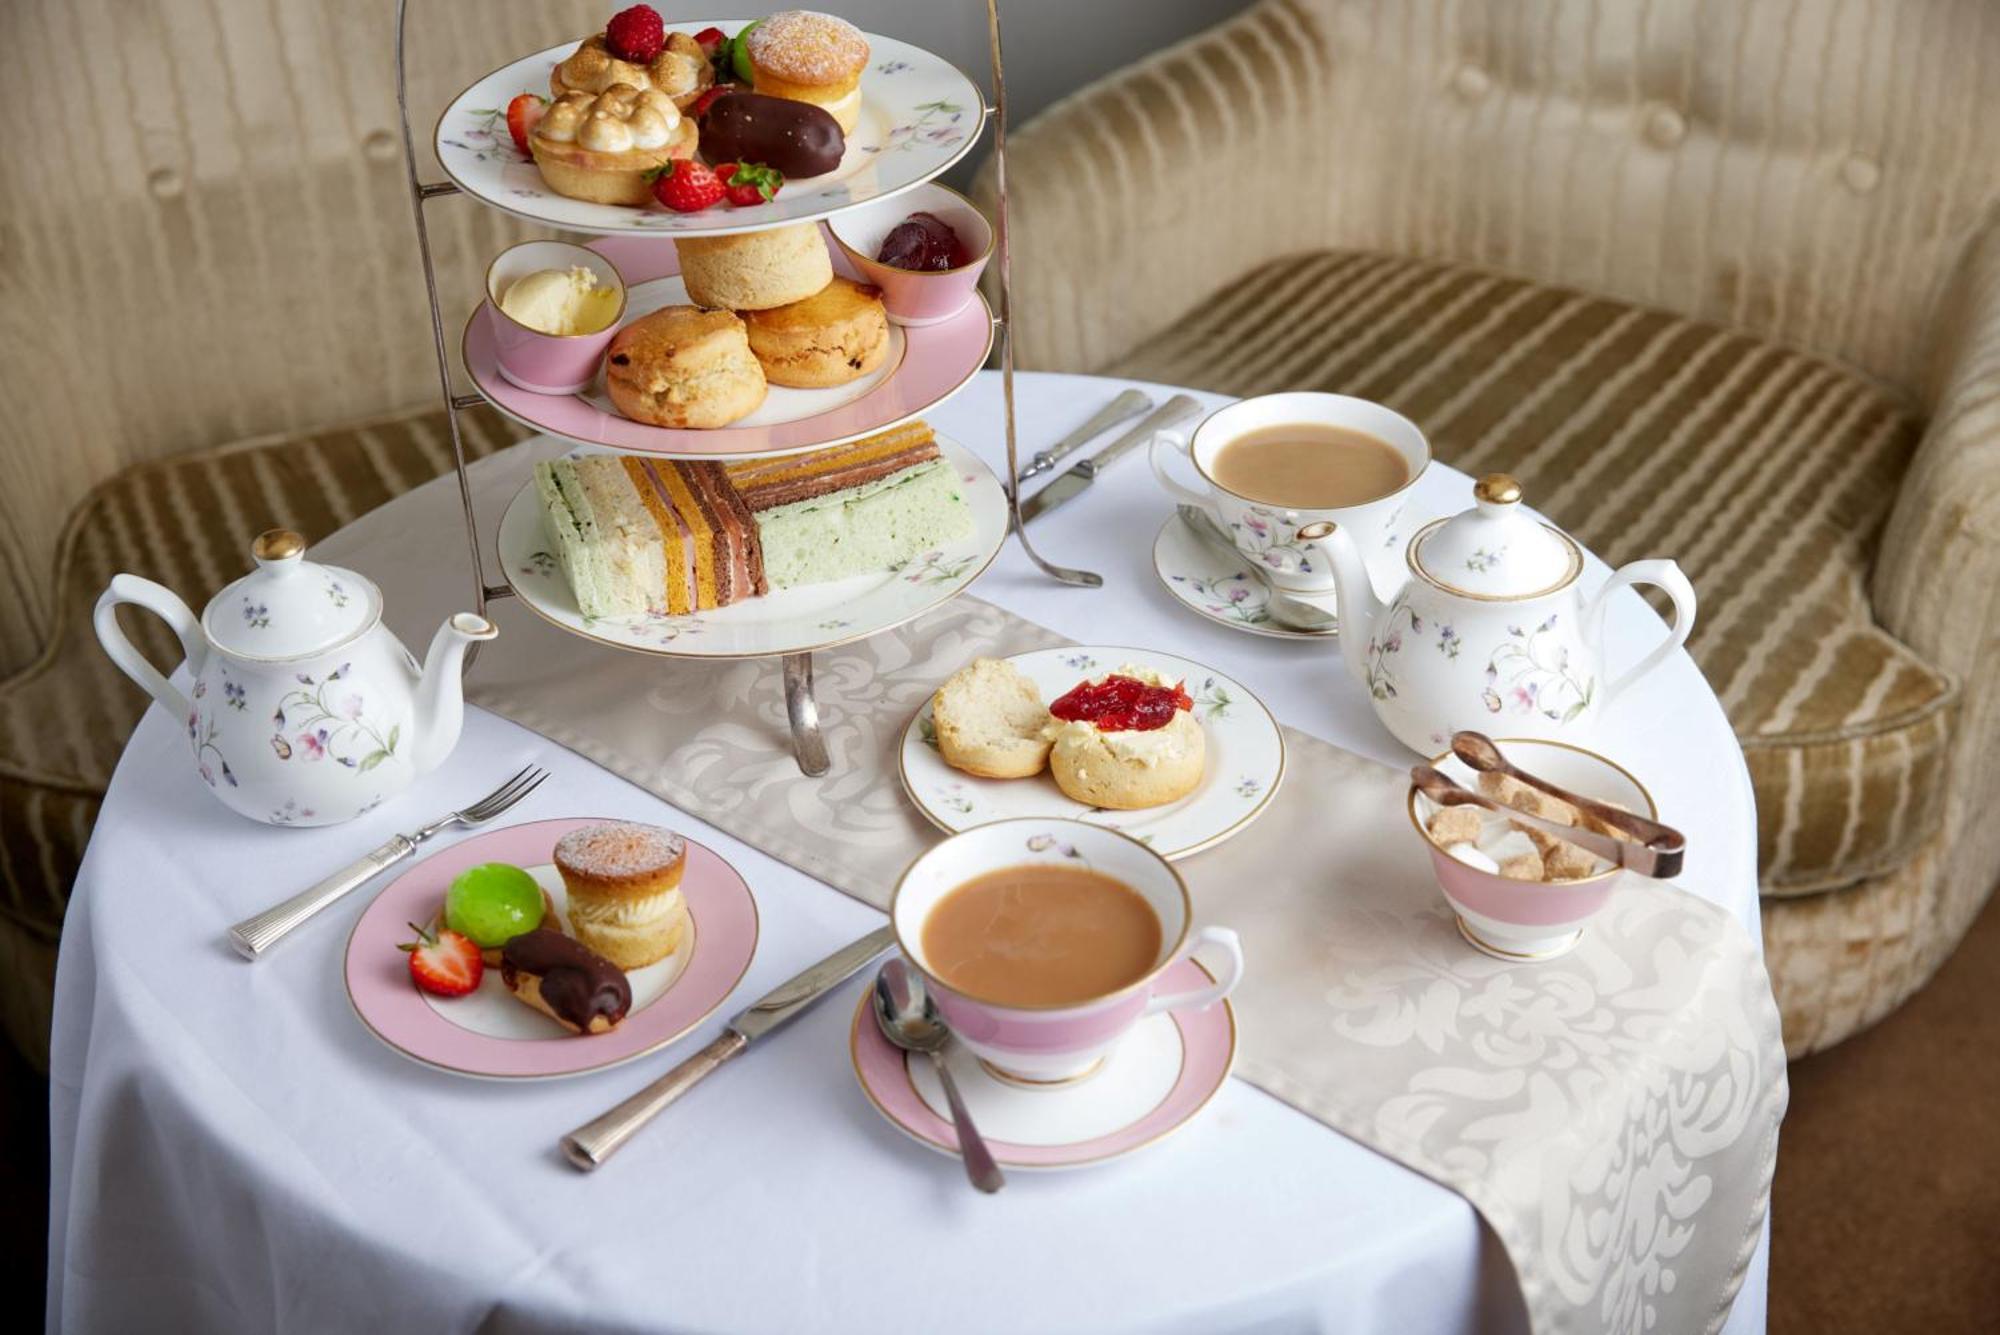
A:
[872,959,1005,1193]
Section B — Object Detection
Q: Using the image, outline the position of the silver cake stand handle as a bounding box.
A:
[783,653,831,777]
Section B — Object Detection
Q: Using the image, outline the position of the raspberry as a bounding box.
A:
[605,5,665,63]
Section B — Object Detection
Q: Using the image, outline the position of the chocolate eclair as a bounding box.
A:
[500,929,633,1035]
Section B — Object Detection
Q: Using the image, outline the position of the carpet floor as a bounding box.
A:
[14,897,1997,1329]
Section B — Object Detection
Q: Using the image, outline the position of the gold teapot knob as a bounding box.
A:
[1473,474,1522,506]
[252,529,306,561]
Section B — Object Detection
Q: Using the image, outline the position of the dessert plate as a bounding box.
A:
[850,957,1235,1171]
[345,817,758,1080]
[1153,514,1338,641]
[464,234,992,459]
[898,647,1285,861]
[497,433,1007,659]
[435,24,985,239]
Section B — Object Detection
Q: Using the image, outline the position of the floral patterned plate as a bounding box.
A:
[1152,514,1338,641]
[898,647,1285,861]
[496,433,1007,658]
[434,23,985,238]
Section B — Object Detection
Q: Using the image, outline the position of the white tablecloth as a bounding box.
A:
[48,372,1769,1334]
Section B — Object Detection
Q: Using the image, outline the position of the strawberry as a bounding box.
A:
[713,161,783,207]
[399,921,483,997]
[504,93,546,156]
[692,26,726,54]
[687,85,734,119]
[605,5,666,63]
[651,158,724,212]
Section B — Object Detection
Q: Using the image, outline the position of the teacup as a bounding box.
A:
[1151,391,1430,595]
[890,818,1243,1086]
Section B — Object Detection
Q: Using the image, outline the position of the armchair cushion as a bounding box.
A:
[1111,248,1953,896]
[0,404,526,1068]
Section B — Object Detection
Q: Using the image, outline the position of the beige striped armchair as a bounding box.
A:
[978,0,2000,1055]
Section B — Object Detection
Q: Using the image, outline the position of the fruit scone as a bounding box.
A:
[533,421,974,618]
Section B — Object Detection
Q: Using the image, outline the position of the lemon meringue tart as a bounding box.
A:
[529,84,697,206]
[551,30,714,110]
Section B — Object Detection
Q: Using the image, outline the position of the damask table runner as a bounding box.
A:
[319,441,1786,1335]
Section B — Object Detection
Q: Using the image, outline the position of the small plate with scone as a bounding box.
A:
[434,14,985,238]
[900,648,1285,861]
[465,230,991,456]
[345,817,759,1080]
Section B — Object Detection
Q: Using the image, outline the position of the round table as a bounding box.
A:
[48,373,1769,1334]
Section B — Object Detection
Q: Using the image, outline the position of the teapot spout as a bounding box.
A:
[409,613,498,775]
[1296,521,1383,689]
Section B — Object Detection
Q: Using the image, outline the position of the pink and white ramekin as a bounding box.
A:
[826,182,993,327]
[889,818,1243,1086]
[1408,738,1659,961]
[483,240,627,395]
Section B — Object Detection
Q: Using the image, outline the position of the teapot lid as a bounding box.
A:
[1409,475,1581,599]
[201,530,381,659]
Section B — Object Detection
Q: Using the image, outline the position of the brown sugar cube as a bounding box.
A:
[1478,769,1579,825]
[1580,799,1637,842]
[1426,805,1485,846]
[1498,849,1546,881]
[1516,822,1601,880]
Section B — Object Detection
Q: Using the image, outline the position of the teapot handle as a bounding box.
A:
[93,575,207,720]
[1587,559,1698,709]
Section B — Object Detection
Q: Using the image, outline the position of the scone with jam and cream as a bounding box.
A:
[529,84,697,205]
[1044,665,1205,810]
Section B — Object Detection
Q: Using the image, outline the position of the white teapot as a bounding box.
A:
[94,529,497,826]
[1301,475,1696,753]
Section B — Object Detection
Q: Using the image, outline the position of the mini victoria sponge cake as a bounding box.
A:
[605,306,768,429]
[530,85,698,206]
[742,276,889,387]
[552,821,690,971]
[673,223,834,312]
[746,10,870,133]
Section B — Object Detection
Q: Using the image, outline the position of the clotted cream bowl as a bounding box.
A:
[1408,738,1657,961]
[888,818,1241,1086]
[483,240,627,395]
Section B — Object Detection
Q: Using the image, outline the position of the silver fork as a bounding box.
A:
[227,764,550,960]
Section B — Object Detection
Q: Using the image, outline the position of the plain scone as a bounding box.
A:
[674,223,833,311]
[743,277,889,387]
[1049,711,1206,810]
[605,306,767,428]
[932,658,1052,779]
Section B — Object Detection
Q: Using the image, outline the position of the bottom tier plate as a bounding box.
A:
[497,434,1008,659]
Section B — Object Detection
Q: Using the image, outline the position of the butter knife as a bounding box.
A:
[1016,388,1153,482]
[561,924,896,1171]
[1019,394,1205,524]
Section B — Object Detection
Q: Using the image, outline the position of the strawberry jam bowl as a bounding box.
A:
[1407,739,1658,962]
[827,183,992,327]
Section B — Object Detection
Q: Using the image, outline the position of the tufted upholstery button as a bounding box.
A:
[1642,104,1687,149]
[1841,155,1882,194]
[146,167,183,200]
[1452,64,1490,101]
[363,129,399,162]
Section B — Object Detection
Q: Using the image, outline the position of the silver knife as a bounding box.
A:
[560,924,896,1170]
[1016,387,1153,482]
[1020,394,1205,524]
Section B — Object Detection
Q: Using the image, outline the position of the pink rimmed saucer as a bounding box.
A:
[850,958,1236,1171]
[345,817,758,1080]
[463,233,993,460]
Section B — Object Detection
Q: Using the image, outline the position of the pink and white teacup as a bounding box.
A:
[889,818,1243,1086]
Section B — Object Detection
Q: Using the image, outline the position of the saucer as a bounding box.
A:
[898,646,1285,860]
[850,957,1235,1170]
[345,817,758,1080]
[1152,515,1338,641]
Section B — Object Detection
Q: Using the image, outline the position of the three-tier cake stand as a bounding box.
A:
[393,1,1093,777]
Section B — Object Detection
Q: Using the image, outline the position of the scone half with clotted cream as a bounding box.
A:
[553,821,690,970]
[1045,664,1205,810]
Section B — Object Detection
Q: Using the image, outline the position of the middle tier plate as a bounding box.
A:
[497,432,1007,658]
[465,233,992,459]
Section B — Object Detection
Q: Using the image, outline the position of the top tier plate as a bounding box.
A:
[434,22,986,238]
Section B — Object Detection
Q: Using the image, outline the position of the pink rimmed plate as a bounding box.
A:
[850,958,1236,1171]
[345,817,758,1080]
[463,233,992,460]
